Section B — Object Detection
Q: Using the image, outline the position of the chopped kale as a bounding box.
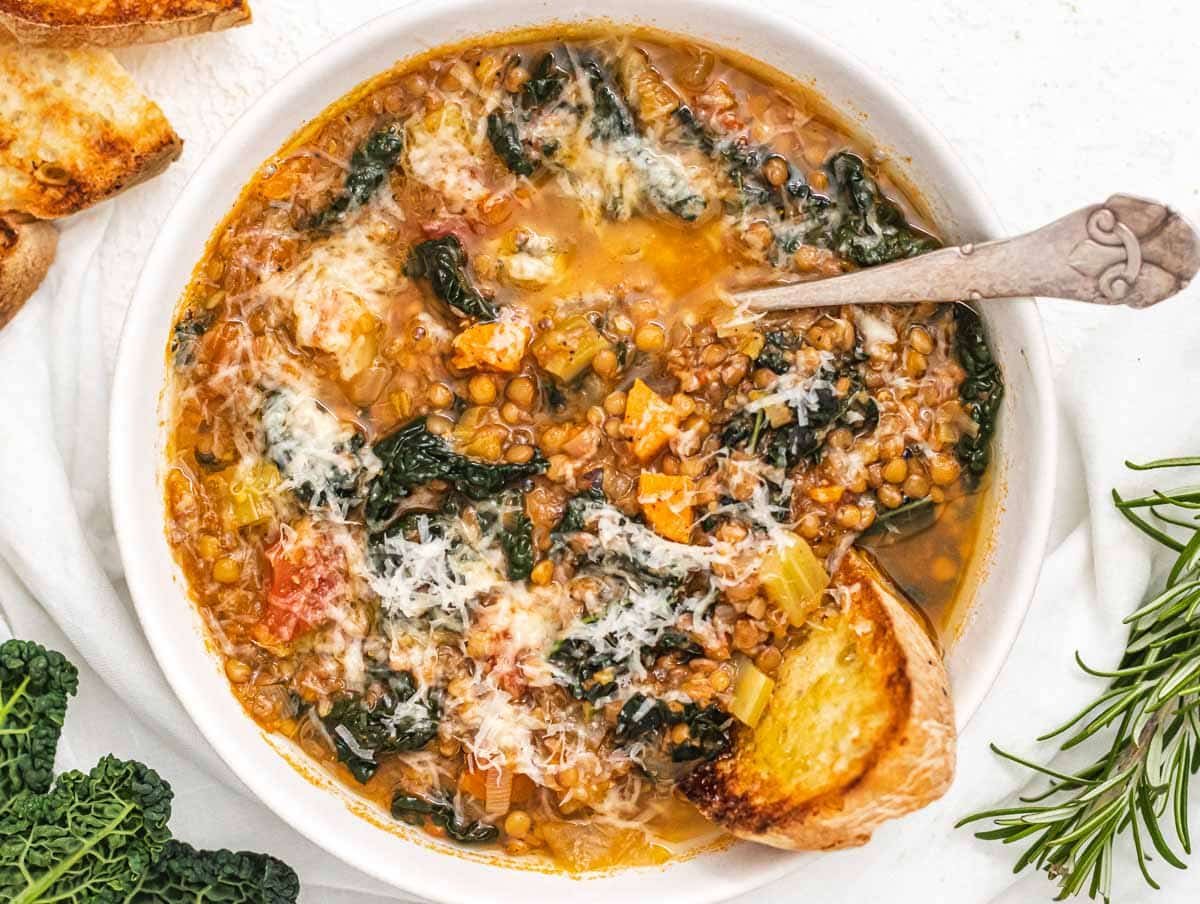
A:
[306,121,405,230]
[648,628,704,662]
[673,104,821,216]
[486,492,535,581]
[521,51,571,108]
[486,111,536,176]
[549,637,618,703]
[321,670,438,784]
[825,151,940,266]
[954,304,1004,479]
[171,309,214,368]
[405,235,498,322]
[365,418,546,529]
[756,329,800,375]
[553,473,606,535]
[487,52,571,177]
[580,55,635,140]
[391,792,499,845]
[391,792,499,843]
[615,693,732,763]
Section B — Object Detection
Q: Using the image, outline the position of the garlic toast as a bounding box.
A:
[0,45,182,218]
[0,215,56,328]
[0,0,250,47]
[679,548,955,850]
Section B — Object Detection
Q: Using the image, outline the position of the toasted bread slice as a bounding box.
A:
[0,215,56,328]
[0,45,182,218]
[0,0,250,47]
[679,548,955,850]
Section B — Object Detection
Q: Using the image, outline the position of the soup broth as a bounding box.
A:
[163,26,999,872]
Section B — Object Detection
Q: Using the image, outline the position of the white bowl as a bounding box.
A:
[110,2,1058,901]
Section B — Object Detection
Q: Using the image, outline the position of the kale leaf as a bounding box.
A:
[521,51,571,108]
[124,840,300,904]
[322,671,439,784]
[954,304,1004,479]
[306,121,406,230]
[486,111,536,177]
[580,55,635,140]
[366,417,546,530]
[553,472,606,535]
[548,637,618,703]
[756,328,800,375]
[615,693,732,763]
[391,792,499,843]
[825,151,940,266]
[0,755,173,903]
[497,504,535,582]
[486,52,570,177]
[0,638,78,798]
[404,235,498,322]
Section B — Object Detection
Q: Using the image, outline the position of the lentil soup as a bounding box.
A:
[163,25,1001,872]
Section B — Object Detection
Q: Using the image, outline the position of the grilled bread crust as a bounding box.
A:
[0,215,57,328]
[0,0,250,47]
[0,45,183,218]
[679,548,955,850]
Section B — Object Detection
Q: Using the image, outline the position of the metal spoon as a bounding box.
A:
[736,194,1200,311]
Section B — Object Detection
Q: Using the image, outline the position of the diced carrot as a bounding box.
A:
[624,379,680,462]
[458,766,488,800]
[638,472,694,543]
[451,320,530,372]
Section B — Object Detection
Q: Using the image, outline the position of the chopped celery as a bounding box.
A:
[730,656,774,728]
[760,530,829,626]
[228,460,281,528]
[531,314,612,381]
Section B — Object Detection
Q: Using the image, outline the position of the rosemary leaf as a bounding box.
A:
[960,458,1200,901]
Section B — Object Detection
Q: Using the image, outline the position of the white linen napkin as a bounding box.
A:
[1,2,1197,902]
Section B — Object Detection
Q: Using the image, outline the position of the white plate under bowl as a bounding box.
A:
[110,2,1058,901]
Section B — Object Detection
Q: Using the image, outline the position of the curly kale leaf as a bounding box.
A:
[548,637,619,703]
[0,639,78,798]
[673,105,819,215]
[0,755,173,904]
[366,417,546,529]
[580,55,634,140]
[486,111,536,177]
[405,235,498,322]
[487,52,570,177]
[521,51,571,109]
[123,840,299,904]
[497,504,535,582]
[615,693,732,763]
[825,151,939,266]
[306,121,405,229]
[553,472,606,535]
[954,304,1004,478]
[391,791,499,844]
[756,328,800,375]
[322,671,439,784]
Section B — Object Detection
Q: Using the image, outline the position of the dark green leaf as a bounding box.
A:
[405,235,498,322]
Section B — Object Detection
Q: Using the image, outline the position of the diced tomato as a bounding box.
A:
[261,525,346,642]
[420,216,474,244]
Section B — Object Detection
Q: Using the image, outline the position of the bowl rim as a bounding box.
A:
[109,1,1058,900]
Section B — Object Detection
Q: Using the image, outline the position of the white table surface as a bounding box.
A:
[73,0,1200,900]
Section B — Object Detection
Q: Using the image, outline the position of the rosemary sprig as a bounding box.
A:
[958,457,1200,901]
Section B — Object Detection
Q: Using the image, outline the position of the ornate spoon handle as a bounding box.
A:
[738,194,1200,311]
